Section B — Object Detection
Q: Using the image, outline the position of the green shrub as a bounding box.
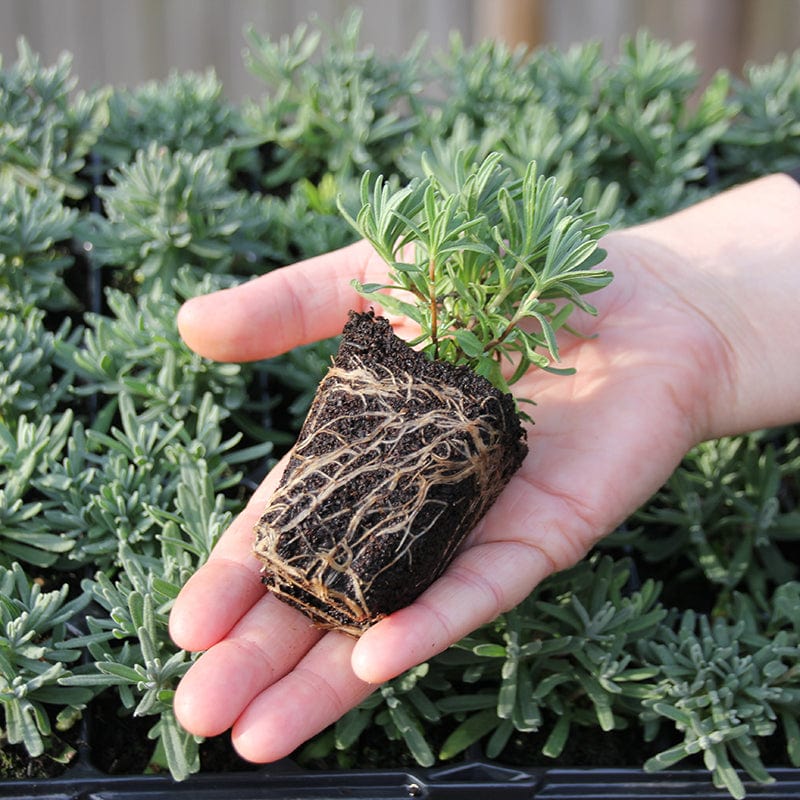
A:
[610,431,800,604]
[64,455,234,780]
[0,309,72,425]
[241,10,425,187]
[0,179,78,311]
[641,591,800,800]
[94,69,241,169]
[79,144,275,292]
[594,32,735,219]
[57,285,250,422]
[0,38,107,199]
[720,51,800,181]
[0,562,96,759]
[0,412,76,568]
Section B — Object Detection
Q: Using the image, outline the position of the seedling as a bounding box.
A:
[253,152,612,635]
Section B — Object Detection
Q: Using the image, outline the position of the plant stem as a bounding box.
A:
[483,304,528,354]
[429,254,439,359]
[489,259,527,313]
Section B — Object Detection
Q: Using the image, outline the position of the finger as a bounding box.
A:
[177,240,376,362]
[231,631,374,763]
[169,455,289,652]
[174,591,322,737]
[350,537,553,684]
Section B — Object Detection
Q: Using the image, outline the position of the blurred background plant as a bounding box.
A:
[0,13,799,797]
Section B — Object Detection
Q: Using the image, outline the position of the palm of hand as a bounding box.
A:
[169,235,723,762]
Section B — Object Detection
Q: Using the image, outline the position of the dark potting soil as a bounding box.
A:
[87,690,258,775]
[87,691,157,774]
[0,703,85,780]
[498,720,669,769]
[254,310,528,635]
[0,741,77,780]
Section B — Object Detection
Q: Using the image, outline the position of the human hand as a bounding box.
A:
[169,175,800,762]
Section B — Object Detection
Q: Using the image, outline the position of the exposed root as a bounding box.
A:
[253,311,527,636]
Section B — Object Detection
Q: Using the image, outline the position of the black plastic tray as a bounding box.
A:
[2,761,800,799]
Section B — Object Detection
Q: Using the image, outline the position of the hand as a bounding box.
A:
[169,174,800,762]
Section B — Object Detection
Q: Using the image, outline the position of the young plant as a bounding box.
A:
[594,31,735,220]
[0,309,72,427]
[34,392,270,574]
[436,556,664,762]
[0,179,78,311]
[241,10,425,187]
[719,51,800,181]
[0,38,108,200]
[93,69,240,170]
[63,455,237,780]
[345,151,610,401]
[253,152,611,635]
[0,412,76,569]
[432,34,540,139]
[614,432,800,606]
[0,562,95,761]
[57,284,252,425]
[641,600,800,800]
[79,143,274,292]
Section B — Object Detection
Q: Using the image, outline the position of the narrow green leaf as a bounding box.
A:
[388,703,435,767]
[542,713,571,758]
[437,694,497,713]
[485,717,515,759]
[154,710,199,782]
[438,708,500,760]
[452,328,485,358]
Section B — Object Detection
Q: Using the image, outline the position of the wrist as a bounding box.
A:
[632,174,800,440]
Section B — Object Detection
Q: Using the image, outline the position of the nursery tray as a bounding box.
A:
[2,762,800,799]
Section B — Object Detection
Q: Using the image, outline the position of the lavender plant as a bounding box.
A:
[0,562,95,760]
[241,10,425,186]
[344,151,611,407]
[79,144,274,292]
[0,180,78,311]
[0,38,107,200]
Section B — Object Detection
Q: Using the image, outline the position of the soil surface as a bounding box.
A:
[254,310,527,635]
